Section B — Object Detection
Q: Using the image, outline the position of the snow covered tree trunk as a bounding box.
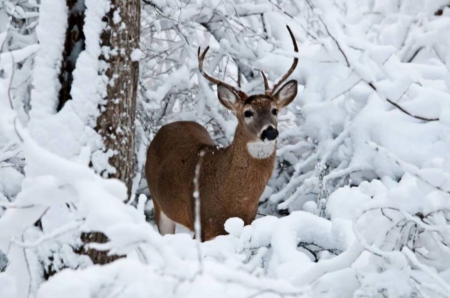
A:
[81,0,140,265]
[95,0,139,193]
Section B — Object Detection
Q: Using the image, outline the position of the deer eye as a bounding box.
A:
[244,110,254,118]
[272,109,278,116]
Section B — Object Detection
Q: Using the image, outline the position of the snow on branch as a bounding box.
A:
[2,0,450,297]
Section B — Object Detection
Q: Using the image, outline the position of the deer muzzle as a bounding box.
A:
[261,126,278,141]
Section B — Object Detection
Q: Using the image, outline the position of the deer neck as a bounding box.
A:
[223,124,276,169]
[202,124,276,214]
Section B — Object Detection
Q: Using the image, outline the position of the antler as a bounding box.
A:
[261,25,299,96]
[260,70,270,96]
[198,47,248,100]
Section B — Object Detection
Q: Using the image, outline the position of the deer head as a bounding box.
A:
[198,26,298,158]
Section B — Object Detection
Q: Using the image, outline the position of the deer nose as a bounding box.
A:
[261,126,278,141]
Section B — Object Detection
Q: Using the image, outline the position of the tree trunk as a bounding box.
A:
[58,0,85,111]
[81,0,140,265]
[95,0,140,193]
[49,0,139,265]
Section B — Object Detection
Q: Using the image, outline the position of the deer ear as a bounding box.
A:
[273,80,297,109]
[217,83,241,110]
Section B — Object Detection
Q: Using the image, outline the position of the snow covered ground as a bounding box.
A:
[1,0,450,297]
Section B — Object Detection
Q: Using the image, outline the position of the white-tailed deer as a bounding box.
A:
[146,26,298,241]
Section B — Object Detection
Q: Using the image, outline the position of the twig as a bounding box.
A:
[7,51,15,110]
[367,82,438,122]
[298,241,341,256]
[293,241,364,286]
[303,0,438,122]
[247,288,306,298]
[316,163,328,217]
[303,0,349,66]
[0,201,35,208]
[193,149,206,273]
[11,221,83,248]
[13,118,24,143]
[403,247,450,294]
[266,0,317,41]
[368,141,450,194]
[406,46,423,63]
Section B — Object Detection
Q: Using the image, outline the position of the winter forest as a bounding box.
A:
[1,0,450,297]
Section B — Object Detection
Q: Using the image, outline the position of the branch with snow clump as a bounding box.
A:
[368,141,450,195]
[303,0,439,122]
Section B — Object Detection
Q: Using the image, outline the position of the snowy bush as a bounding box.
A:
[1,0,450,297]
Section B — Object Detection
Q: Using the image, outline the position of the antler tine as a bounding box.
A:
[198,46,248,100]
[237,66,242,89]
[271,25,299,94]
[198,46,218,85]
[260,70,270,96]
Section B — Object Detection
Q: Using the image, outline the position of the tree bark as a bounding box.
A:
[95,0,140,193]
[81,0,140,265]
[58,0,85,111]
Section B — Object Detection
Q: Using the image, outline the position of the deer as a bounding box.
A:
[146,26,299,241]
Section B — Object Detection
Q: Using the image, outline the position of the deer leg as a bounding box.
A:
[153,200,175,235]
[159,210,176,235]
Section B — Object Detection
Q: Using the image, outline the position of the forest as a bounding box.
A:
[1,0,450,297]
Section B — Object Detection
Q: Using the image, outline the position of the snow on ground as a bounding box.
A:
[1,0,450,297]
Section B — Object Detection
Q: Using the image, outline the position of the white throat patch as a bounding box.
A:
[247,141,276,159]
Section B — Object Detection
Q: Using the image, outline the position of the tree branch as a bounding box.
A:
[367,83,438,122]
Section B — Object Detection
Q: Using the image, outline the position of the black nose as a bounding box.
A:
[261,126,278,141]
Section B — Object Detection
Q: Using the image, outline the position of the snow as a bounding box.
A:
[224,218,244,237]
[29,0,67,119]
[113,9,121,25]
[130,48,143,61]
[0,273,15,297]
[1,0,450,297]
